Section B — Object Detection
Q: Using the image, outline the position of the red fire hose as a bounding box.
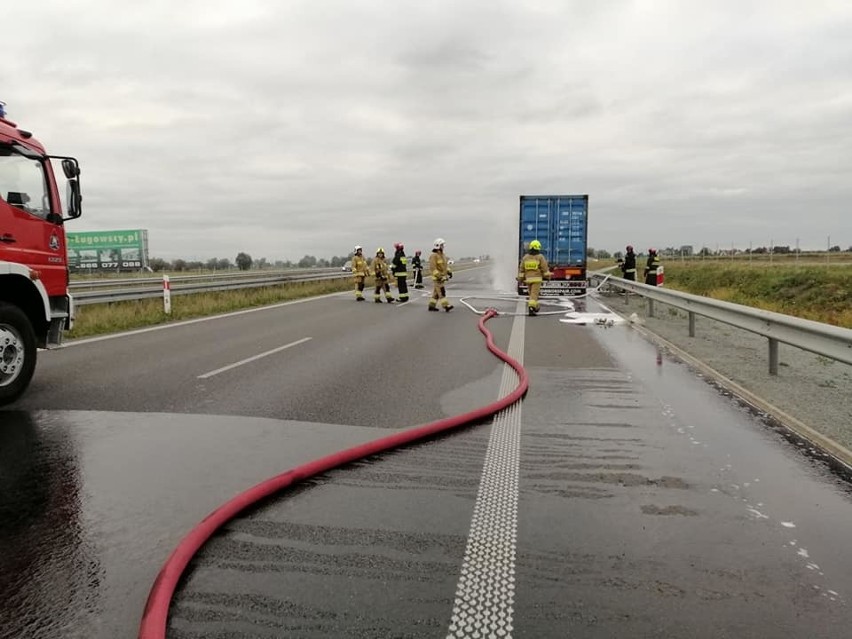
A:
[138,308,528,638]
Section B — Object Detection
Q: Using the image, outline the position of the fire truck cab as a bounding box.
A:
[0,101,82,405]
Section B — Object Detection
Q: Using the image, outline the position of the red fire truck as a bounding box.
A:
[0,101,82,405]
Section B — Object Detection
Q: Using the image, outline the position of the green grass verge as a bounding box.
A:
[68,277,356,339]
[643,261,852,328]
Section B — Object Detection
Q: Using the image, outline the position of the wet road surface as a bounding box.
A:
[2,268,852,638]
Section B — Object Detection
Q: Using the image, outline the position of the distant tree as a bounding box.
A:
[235,252,253,270]
[217,258,231,270]
[595,249,611,259]
[172,259,187,271]
[256,257,268,269]
[773,245,791,254]
[586,247,596,257]
[829,245,841,252]
[613,251,623,260]
[752,246,767,254]
[698,247,712,257]
[298,255,317,268]
[330,255,346,267]
[186,261,204,271]
[317,258,330,267]
[148,257,168,272]
[206,257,219,270]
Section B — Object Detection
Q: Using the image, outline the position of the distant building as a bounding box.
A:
[679,245,694,256]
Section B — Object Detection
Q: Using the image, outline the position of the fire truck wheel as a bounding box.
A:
[0,302,37,406]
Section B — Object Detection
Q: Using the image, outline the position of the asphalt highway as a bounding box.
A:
[2,266,851,638]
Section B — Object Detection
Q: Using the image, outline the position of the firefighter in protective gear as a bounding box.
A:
[517,239,551,315]
[392,242,409,302]
[644,248,661,286]
[428,238,453,312]
[620,245,637,281]
[411,250,424,288]
[352,245,369,301]
[372,248,395,303]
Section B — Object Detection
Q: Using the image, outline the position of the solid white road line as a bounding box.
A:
[197,337,313,379]
[447,302,525,638]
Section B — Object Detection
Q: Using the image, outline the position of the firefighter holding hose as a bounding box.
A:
[411,250,424,289]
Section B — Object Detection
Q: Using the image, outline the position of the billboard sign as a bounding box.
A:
[66,229,149,272]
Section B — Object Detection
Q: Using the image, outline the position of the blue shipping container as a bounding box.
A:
[518,194,589,295]
[519,195,588,267]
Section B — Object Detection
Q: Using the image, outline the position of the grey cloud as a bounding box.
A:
[3,0,852,261]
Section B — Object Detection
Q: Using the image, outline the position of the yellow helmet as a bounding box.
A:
[529,240,542,251]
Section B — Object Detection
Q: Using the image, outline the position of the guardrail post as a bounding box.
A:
[648,298,655,318]
[163,275,172,315]
[768,338,779,375]
[688,311,696,337]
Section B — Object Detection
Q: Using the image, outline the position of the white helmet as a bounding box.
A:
[433,237,445,250]
[354,245,362,252]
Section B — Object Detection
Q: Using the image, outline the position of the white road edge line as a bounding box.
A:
[197,337,313,379]
[447,302,525,639]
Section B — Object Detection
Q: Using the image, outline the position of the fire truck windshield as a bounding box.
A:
[0,145,50,219]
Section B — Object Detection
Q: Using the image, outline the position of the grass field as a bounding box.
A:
[67,277,354,338]
[648,260,852,328]
[665,251,852,266]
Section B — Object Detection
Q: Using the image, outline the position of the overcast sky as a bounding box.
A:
[4,0,851,261]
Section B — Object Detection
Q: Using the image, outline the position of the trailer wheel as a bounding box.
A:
[0,302,37,406]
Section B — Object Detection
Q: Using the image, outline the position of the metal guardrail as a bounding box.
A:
[590,271,852,374]
[69,267,339,290]
[69,262,480,305]
[72,270,350,305]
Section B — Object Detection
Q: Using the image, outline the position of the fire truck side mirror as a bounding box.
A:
[66,180,82,218]
[61,158,80,179]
